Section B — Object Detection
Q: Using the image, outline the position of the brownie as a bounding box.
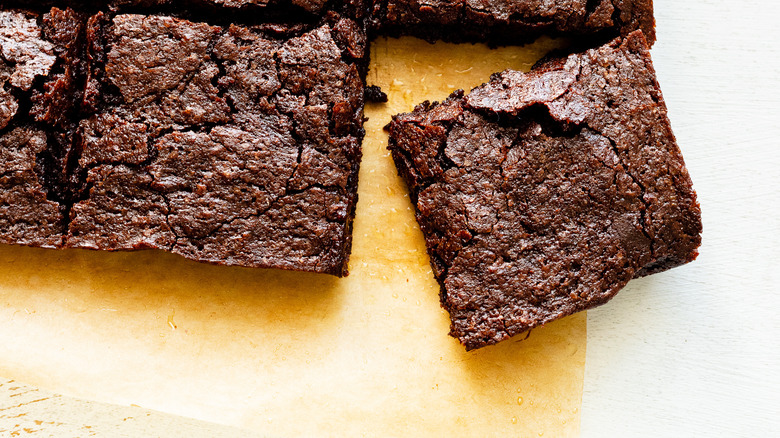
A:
[192,0,332,13]
[104,0,323,18]
[111,0,325,13]
[0,8,86,248]
[64,13,365,276]
[372,0,655,46]
[13,0,328,13]
[388,31,701,349]
[109,0,368,19]
[0,5,367,276]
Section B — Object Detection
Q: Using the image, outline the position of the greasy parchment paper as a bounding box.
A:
[0,37,585,436]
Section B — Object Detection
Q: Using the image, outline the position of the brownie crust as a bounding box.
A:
[0,7,367,276]
[67,13,365,276]
[0,8,86,248]
[388,31,701,349]
[372,0,655,46]
[113,0,331,14]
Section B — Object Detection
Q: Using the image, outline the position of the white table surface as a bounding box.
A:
[1,1,778,437]
[581,0,780,436]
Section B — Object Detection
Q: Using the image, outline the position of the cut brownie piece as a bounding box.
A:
[66,13,365,276]
[372,0,655,46]
[0,8,86,248]
[388,30,701,349]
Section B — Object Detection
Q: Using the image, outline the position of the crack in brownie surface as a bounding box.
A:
[0,1,677,287]
[112,0,335,14]
[0,6,365,276]
[65,13,364,275]
[388,31,701,349]
[0,8,86,248]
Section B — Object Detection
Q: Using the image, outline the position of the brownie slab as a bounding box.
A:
[372,0,655,46]
[113,0,324,13]
[65,13,365,276]
[15,0,335,14]
[110,0,366,19]
[388,31,701,349]
[0,8,86,248]
[0,5,366,276]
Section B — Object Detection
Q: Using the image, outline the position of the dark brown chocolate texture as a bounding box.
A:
[22,0,337,15]
[372,0,655,46]
[0,6,366,276]
[109,0,366,19]
[0,8,85,248]
[388,31,701,349]
[66,14,365,276]
[200,0,330,13]
[0,0,684,294]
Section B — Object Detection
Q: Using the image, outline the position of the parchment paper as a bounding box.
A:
[0,37,585,436]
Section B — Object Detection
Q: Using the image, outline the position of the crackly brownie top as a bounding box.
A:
[0,9,87,248]
[67,13,364,275]
[374,0,655,44]
[204,0,330,12]
[81,13,365,131]
[388,31,700,349]
[0,11,58,125]
[110,0,348,14]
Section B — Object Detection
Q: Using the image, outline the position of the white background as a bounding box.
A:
[581,0,780,436]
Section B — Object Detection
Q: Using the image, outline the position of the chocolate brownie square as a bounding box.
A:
[388,31,701,349]
[372,0,655,46]
[66,13,365,276]
[0,8,86,248]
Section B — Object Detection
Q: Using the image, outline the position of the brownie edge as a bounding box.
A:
[388,31,701,350]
